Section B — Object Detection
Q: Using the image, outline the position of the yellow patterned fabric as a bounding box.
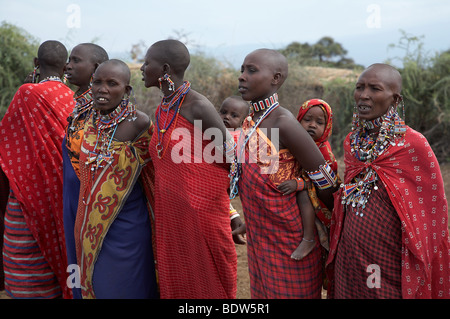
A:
[74,117,153,298]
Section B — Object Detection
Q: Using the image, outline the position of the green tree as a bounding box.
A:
[279,41,315,64]
[0,21,39,118]
[279,36,361,69]
[313,36,347,63]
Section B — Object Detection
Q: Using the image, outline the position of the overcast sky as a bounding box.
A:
[1,0,449,68]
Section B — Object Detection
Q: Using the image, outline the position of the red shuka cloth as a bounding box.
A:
[327,127,450,299]
[0,81,74,298]
[238,126,323,299]
[148,112,237,299]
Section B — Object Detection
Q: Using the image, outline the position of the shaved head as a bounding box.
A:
[37,40,68,69]
[251,49,289,87]
[149,39,190,76]
[363,63,402,94]
[77,43,109,65]
[95,59,131,84]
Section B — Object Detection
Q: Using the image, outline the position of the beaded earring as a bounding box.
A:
[158,73,175,92]
[127,87,137,121]
[351,104,359,131]
[32,65,39,83]
[396,95,406,122]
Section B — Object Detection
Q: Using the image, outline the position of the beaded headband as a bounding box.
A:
[251,93,278,112]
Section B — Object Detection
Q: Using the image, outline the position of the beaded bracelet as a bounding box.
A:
[296,177,305,191]
[306,163,337,190]
[230,212,240,220]
[229,204,240,220]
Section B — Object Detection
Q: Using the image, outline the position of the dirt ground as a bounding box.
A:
[1,162,449,300]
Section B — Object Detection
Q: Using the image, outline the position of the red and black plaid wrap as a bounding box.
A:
[327,127,450,299]
[238,127,322,298]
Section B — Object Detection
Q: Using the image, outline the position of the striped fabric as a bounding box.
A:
[2,191,61,298]
[0,80,74,298]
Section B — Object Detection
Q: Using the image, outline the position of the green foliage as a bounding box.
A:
[321,78,356,157]
[388,31,450,162]
[185,54,240,108]
[0,21,39,117]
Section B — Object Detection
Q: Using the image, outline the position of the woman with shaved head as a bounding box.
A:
[74,60,158,298]
[327,63,450,299]
[235,48,337,299]
[141,39,238,299]
[63,42,108,299]
[0,40,74,298]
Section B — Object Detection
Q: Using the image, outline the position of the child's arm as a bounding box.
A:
[277,178,305,195]
[277,112,338,209]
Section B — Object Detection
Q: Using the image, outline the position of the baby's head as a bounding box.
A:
[219,96,249,129]
[297,99,333,143]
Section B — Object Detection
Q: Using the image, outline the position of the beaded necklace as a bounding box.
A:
[82,99,135,205]
[39,76,63,84]
[251,93,278,112]
[85,99,134,171]
[155,81,191,159]
[341,107,406,216]
[67,88,94,133]
[229,93,279,199]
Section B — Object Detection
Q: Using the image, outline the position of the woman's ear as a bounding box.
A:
[125,85,132,96]
[393,93,403,106]
[272,72,282,86]
[162,63,171,75]
[33,57,39,68]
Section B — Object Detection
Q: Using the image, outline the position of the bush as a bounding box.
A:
[388,31,450,162]
[0,21,39,117]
